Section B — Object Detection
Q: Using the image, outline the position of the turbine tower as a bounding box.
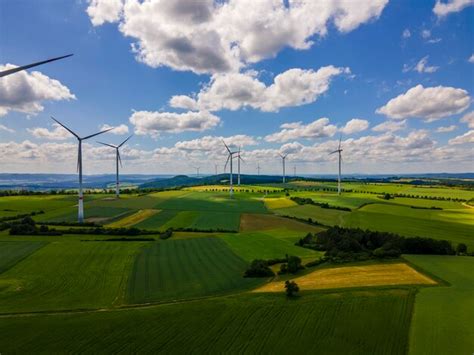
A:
[279,153,288,183]
[330,137,343,195]
[97,135,133,198]
[257,163,261,175]
[0,54,73,78]
[293,166,296,177]
[215,164,218,176]
[194,166,200,177]
[237,146,244,186]
[223,140,239,198]
[51,117,113,223]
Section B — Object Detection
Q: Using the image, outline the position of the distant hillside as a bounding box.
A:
[139,174,286,189]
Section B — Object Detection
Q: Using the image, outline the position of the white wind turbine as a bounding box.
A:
[97,135,133,198]
[194,166,200,177]
[257,163,261,176]
[223,140,239,197]
[51,117,113,223]
[237,146,244,186]
[330,137,343,195]
[279,153,288,183]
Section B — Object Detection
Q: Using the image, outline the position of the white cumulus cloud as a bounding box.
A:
[265,118,337,143]
[129,110,220,137]
[372,120,407,133]
[339,118,369,134]
[0,64,75,117]
[170,66,350,112]
[460,111,474,128]
[27,123,72,141]
[376,85,471,121]
[100,123,129,135]
[436,125,457,133]
[448,130,474,144]
[433,0,474,17]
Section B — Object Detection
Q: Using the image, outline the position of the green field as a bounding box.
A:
[0,289,414,354]
[127,238,261,304]
[0,241,143,313]
[0,241,45,274]
[404,255,474,355]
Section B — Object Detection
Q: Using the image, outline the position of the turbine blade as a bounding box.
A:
[118,134,133,148]
[329,150,338,155]
[0,54,73,78]
[50,116,79,139]
[224,154,230,171]
[97,141,117,148]
[222,140,231,153]
[82,127,114,140]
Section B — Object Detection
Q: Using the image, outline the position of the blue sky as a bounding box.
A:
[0,0,473,175]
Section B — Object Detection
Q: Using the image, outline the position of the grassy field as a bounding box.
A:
[106,209,159,228]
[0,241,143,313]
[404,255,474,355]
[255,262,435,293]
[0,289,415,354]
[0,241,46,274]
[132,209,178,229]
[127,238,261,304]
[275,204,349,226]
[220,232,321,262]
[239,213,323,234]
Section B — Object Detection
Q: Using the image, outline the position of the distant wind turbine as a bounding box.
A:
[293,166,296,177]
[237,146,244,186]
[330,137,343,195]
[279,153,288,183]
[97,135,133,198]
[257,163,261,176]
[223,140,239,198]
[194,166,200,177]
[215,164,218,176]
[0,54,73,78]
[51,116,113,223]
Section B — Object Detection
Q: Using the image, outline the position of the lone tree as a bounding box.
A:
[285,280,299,297]
[456,243,468,255]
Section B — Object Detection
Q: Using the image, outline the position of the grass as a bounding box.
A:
[133,209,178,230]
[275,204,349,226]
[0,289,415,354]
[220,232,321,262]
[190,211,241,231]
[0,241,143,313]
[254,262,435,293]
[263,197,297,209]
[127,238,262,304]
[161,211,200,230]
[404,255,474,355]
[0,241,46,274]
[239,213,323,234]
[106,209,159,228]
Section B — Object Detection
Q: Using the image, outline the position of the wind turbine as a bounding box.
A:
[194,166,200,177]
[279,153,288,183]
[330,137,343,195]
[257,163,261,175]
[237,146,244,186]
[293,166,296,177]
[97,135,133,199]
[223,140,239,197]
[0,54,73,78]
[51,116,113,223]
[215,164,218,176]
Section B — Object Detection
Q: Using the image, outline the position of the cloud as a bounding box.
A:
[339,118,369,134]
[170,66,350,112]
[372,120,407,133]
[100,123,129,135]
[376,85,471,121]
[414,56,439,73]
[0,64,75,117]
[433,0,474,17]
[27,123,72,141]
[129,110,220,137]
[87,0,388,74]
[0,124,15,133]
[436,125,457,132]
[402,29,411,38]
[174,134,257,152]
[469,54,474,63]
[87,0,124,26]
[448,130,474,144]
[460,111,474,128]
[421,30,431,39]
[265,118,337,143]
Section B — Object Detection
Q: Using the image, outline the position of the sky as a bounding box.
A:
[0,0,473,176]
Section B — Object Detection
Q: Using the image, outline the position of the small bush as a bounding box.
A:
[285,280,299,297]
[244,259,275,278]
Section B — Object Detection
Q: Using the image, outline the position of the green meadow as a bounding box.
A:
[0,180,472,353]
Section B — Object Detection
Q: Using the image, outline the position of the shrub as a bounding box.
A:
[456,243,468,255]
[285,280,299,297]
[244,259,275,278]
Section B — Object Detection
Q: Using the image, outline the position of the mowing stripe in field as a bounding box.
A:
[0,289,415,354]
[106,209,160,228]
[0,241,46,274]
[254,263,435,293]
[127,238,262,304]
[133,209,179,230]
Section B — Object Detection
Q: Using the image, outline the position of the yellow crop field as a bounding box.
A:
[107,209,160,228]
[264,197,297,209]
[254,263,436,293]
